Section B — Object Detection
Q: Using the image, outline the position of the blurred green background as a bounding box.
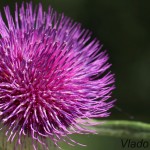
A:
[0,0,150,150]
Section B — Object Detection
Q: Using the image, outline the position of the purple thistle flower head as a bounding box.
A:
[0,2,115,150]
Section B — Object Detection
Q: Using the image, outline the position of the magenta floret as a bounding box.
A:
[0,2,115,150]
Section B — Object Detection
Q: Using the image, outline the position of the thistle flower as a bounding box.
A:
[0,2,115,150]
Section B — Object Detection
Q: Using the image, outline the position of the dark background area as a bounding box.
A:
[0,0,149,122]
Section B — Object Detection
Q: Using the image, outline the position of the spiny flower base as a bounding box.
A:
[0,130,56,150]
[0,120,99,150]
[0,125,90,150]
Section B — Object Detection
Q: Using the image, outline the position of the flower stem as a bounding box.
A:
[92,120,150,139]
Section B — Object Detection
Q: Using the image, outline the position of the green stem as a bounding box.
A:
[92,120,150,139]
